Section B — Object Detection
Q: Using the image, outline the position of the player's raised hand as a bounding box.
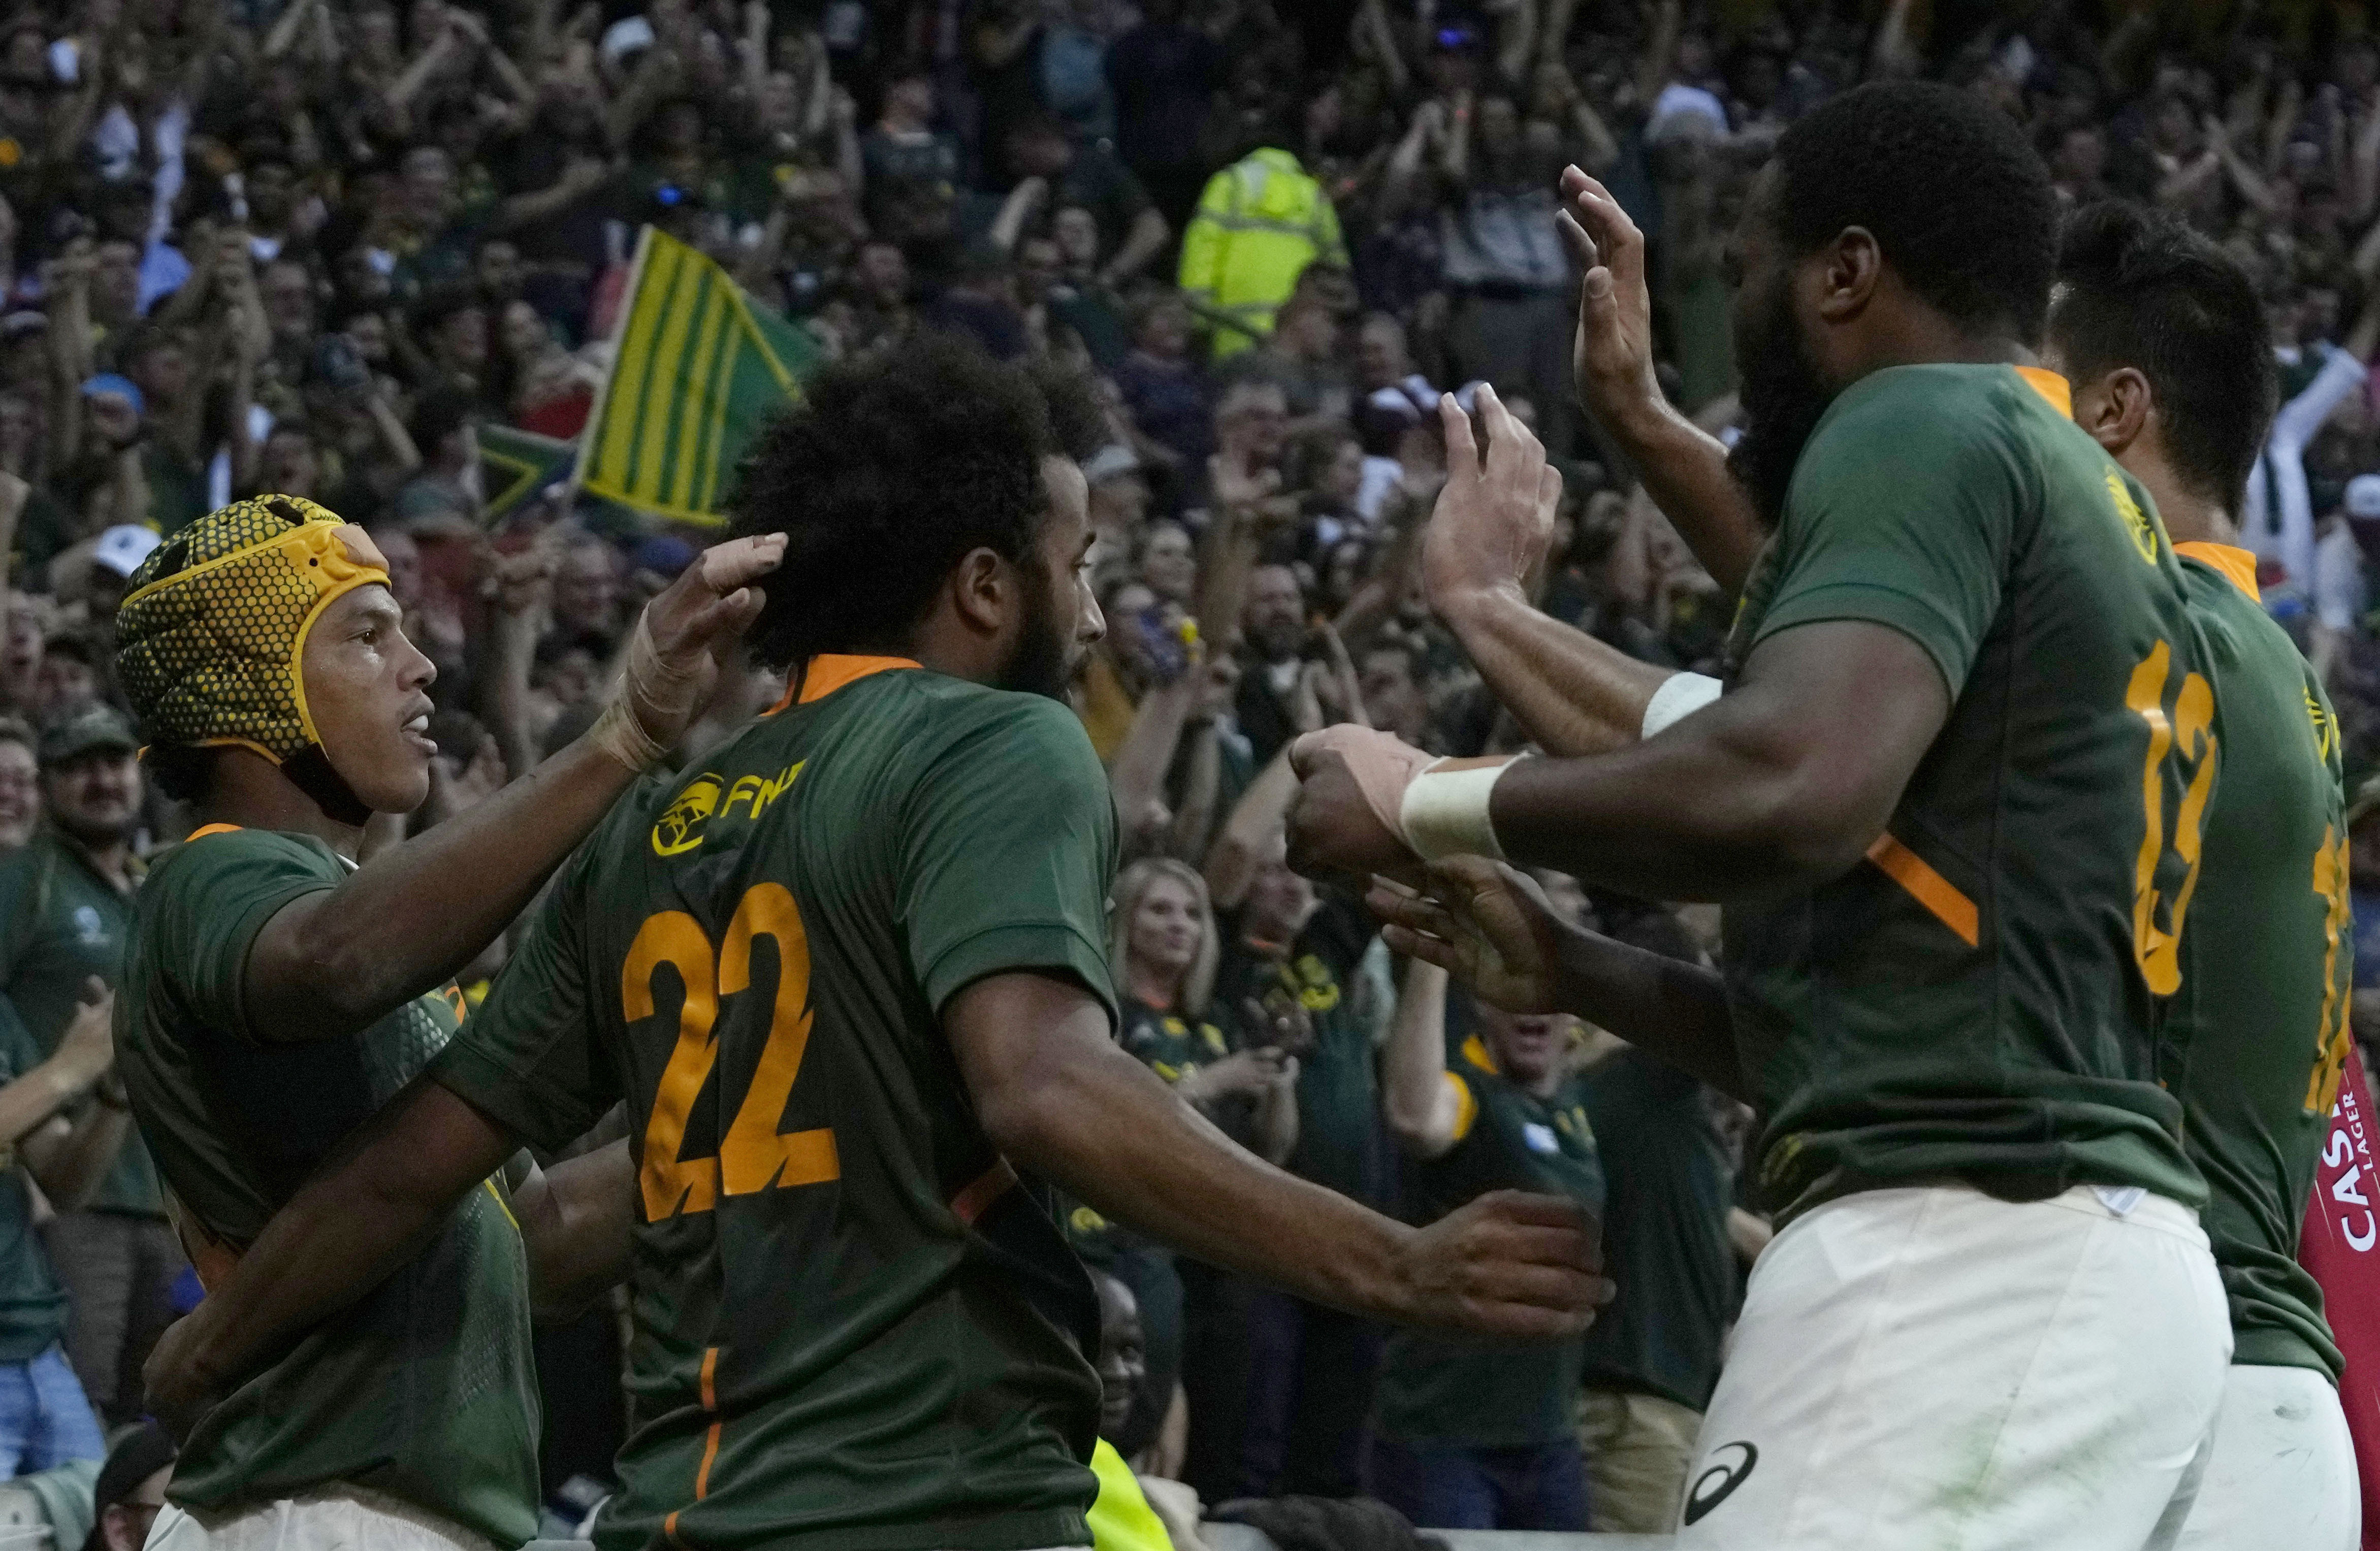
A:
[1284,725,1434,881]
[593,532,787,770]
[1422,384,1563,615]
[1369,858,1571,1015]
[1391,1188,1609,1339]
[1556,166,1663,434]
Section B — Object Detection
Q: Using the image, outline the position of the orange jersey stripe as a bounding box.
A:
[1867,834,1980,948]
[950,1159,1018,1226]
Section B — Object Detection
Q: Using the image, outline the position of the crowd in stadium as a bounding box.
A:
[0,0,2363,1545]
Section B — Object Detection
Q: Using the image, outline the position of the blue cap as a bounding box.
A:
[81,373,144,416]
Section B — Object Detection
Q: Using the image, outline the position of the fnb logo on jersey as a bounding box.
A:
[652,762,805,856]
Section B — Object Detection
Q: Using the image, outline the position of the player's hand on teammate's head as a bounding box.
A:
[1370,860,1571,1016]
[1423,386,1561,619]
[1394,1188,1611,1340]
[1284,725,1433,883]
[593,532,788,770]
[1556,165,1662,428]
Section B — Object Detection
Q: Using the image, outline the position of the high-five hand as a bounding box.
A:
[1556,165,1664,435]
[1420,384,1563,615]
[1369,859,1574,1015]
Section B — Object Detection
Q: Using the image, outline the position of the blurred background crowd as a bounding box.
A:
[0,0,2373,1543]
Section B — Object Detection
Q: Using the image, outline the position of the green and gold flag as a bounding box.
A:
[478,426,577,526]
[576,227,819,528]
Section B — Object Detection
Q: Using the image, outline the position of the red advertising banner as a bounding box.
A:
[2302,1052,2380,1546]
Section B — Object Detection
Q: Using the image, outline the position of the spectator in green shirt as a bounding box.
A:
[0,705,171,1427]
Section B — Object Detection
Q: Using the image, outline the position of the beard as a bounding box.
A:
[998,568,1076,702]
[1725,272,1837,530]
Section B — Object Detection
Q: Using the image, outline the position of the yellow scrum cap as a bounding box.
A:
[114,495,394,768]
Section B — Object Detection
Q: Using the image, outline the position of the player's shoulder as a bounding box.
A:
[1791,364,2045,510]
[1804,363,2031,454]
[897,674,1103,774]
[140,826,337,906]
[2177,550,2313,683]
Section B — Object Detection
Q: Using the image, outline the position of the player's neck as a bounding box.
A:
[196,749,367,860]
[2128,457,2237,548]
[1832,298,2031,386]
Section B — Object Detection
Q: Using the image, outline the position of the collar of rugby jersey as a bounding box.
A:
[768,655,922,713]
[2013,365,2072,418]
[2174,541,2261,602]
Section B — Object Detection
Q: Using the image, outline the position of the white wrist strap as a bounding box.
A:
[1399,756,1519,863]
[1642,671,1723,739]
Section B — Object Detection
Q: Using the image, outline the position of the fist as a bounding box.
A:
[1284,726,1431,882]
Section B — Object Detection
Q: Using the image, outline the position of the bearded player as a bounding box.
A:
[141,339,1599,1551]
[110,495,785,1548]
[1289,83,2234,1548]
[1371,196,2360,1548]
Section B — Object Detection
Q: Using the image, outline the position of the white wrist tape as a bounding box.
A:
[1399,756,1519,863]
[1642,671,1723,739]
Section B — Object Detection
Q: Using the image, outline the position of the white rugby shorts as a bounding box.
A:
[1674,1182,2231,1550]
[2176,1361,2358,1550]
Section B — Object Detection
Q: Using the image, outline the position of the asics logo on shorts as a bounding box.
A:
[1681,1440,1759,1526]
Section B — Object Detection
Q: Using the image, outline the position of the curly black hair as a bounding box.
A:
[2048,201,2276,511]
[1772,81,2059,345]
[726,335,1106,671]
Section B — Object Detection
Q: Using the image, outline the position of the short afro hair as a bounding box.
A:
[1771,81,2058,345]
[728,334,1105,670]
[2048,200,2276,512]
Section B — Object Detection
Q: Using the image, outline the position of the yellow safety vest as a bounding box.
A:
[1178,148,1347,359]
[1087,1439,1174,1551]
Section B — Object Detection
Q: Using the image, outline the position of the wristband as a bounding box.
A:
[1642,671,1722,739]
[1399,755,1520,863]
[588,610,698,773]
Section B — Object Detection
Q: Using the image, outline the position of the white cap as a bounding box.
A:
[92,524,161,579]
[600,15,654,66]
[2347,473,2380,521]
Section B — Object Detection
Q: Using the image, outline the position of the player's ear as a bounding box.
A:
[2072,368,2150,456]
[949,546,1014,638]
[1813,226,1882,324]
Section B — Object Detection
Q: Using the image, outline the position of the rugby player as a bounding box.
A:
[2047,202,2355,1548]
[110,494,786,1548]
[1368,198,2362,1549]
[1287,81,2235,1547]
[140,339,1600,1551]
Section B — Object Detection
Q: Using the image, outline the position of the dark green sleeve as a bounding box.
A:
[900,694,1120,1025]
[431,843,614,1154]
[148,832,338,1046]
[1755,391,2022,696]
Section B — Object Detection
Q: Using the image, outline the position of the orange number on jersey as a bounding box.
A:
[625,913,720,1219]
[719,884,839,1193]
[2309,829,2354,1115]
[627,887,842,1222]
[2127,641,2216,995]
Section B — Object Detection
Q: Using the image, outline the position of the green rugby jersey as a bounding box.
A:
[2163,544,2346,1380]
[1213,900,1380,1205]
[0,1000,67,1361]
[433,657,1119,1551]
[1721,364,2211,1222]
[1573,1048,1737,1413]
[0,830,163,1214]
[115,827,539,1546]
[1376,1031,1603,1447]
